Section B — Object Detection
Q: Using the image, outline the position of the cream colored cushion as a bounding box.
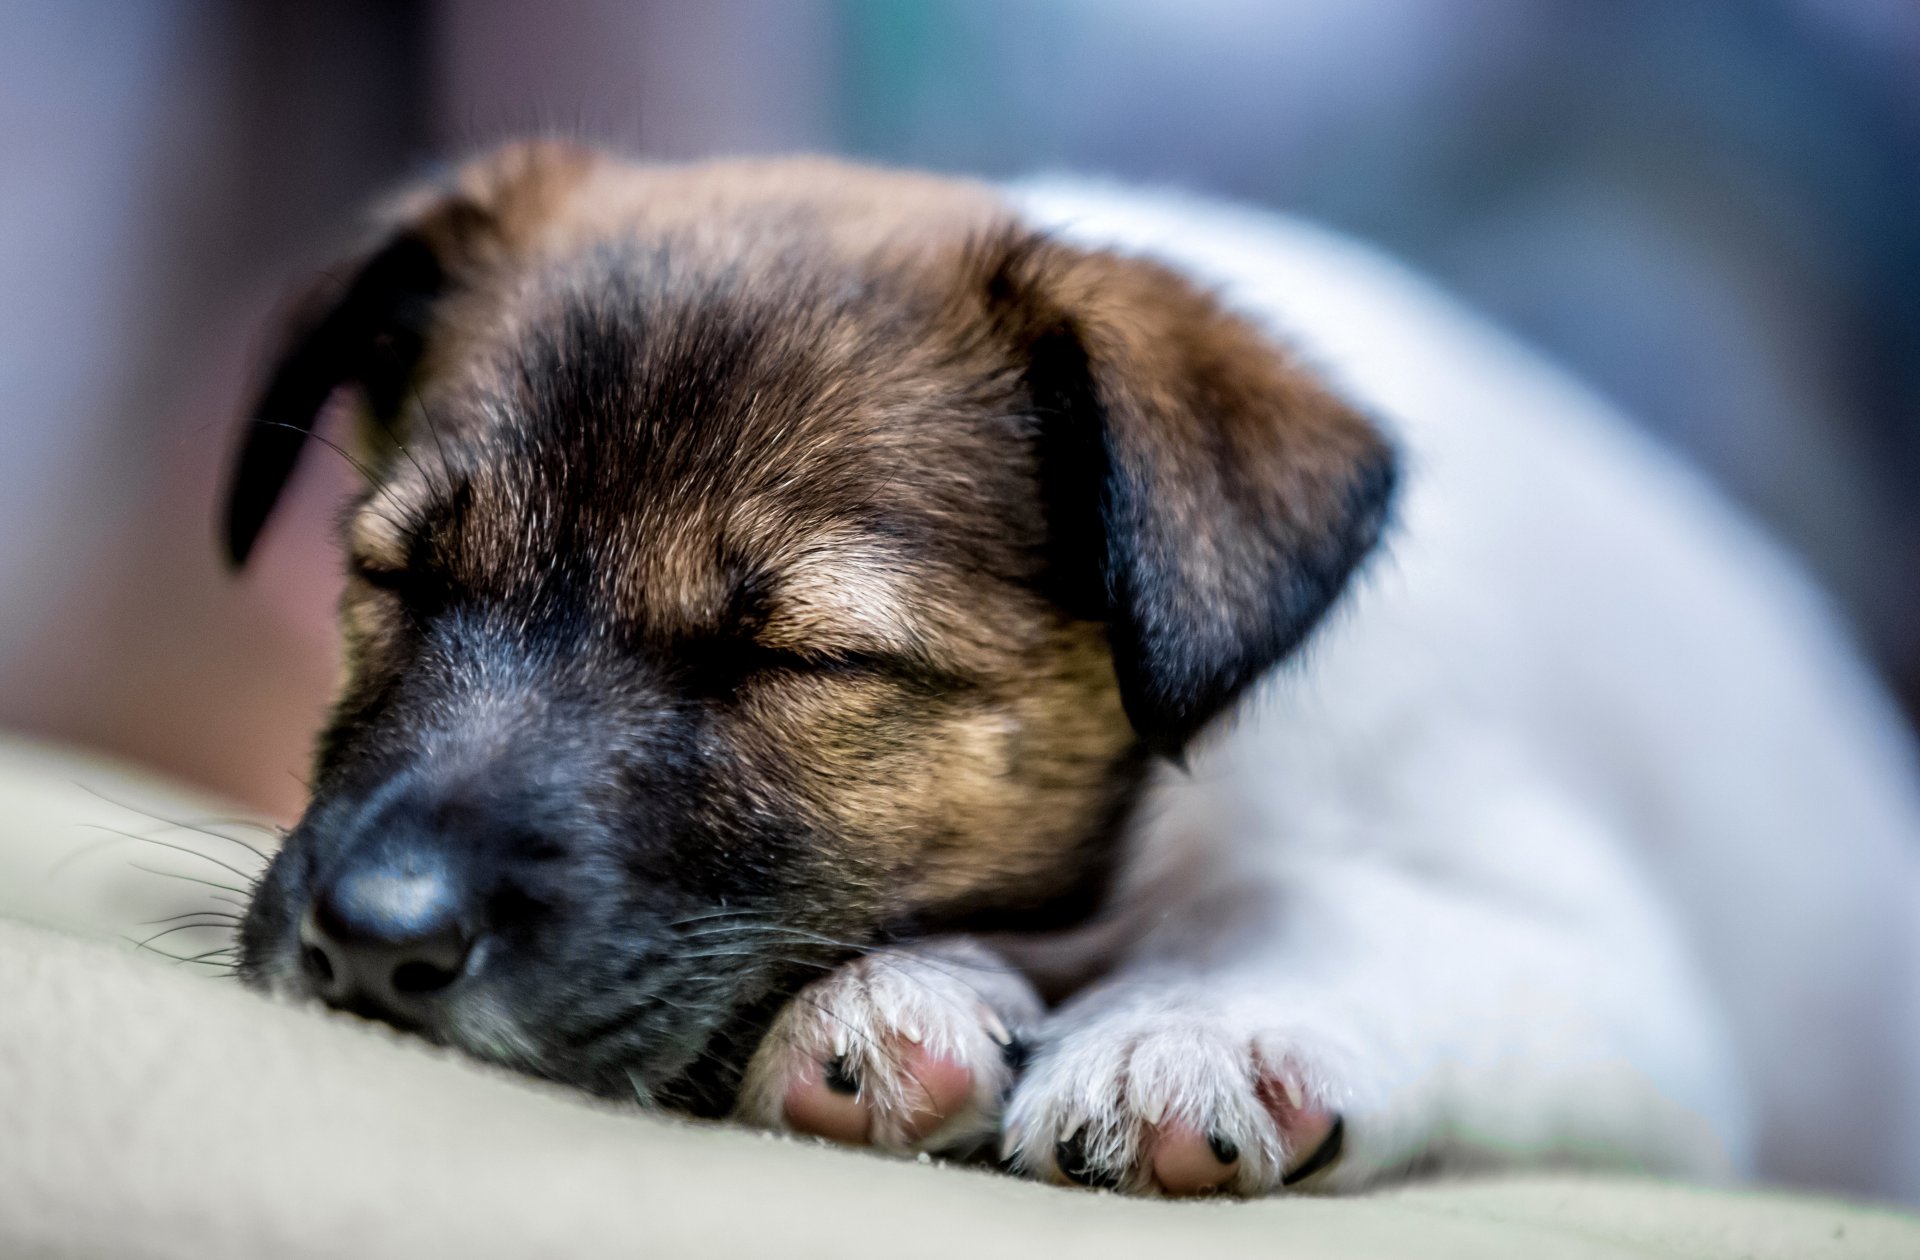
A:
[2,734,1916,1258]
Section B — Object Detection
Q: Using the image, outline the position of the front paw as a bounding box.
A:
[734,938,1042,1155]
[1003,1000,1346,1196]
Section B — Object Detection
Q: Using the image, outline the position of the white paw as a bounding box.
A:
[1003,996,1348,1196]
[734,938,1042,1155]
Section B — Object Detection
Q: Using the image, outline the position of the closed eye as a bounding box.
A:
[681,638,880,696]
[349,556,412,592]
[680,634,965,699]
[346,553,451,612]
[757,643,893,676]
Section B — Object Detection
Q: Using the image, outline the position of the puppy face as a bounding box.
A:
[228,144,1393,1112]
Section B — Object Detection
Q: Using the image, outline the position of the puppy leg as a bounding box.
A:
[1004,790,1752,1196]
[734,937,1042,1156]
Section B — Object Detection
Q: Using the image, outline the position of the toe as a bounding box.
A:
[784,1058,871,1144]
[895,1044,976,1144]
[1052,1127,1123,1189]
[1149,1121,1239,1196]
[1282,1107,1336,1161]
[1254,1062,1340,1183]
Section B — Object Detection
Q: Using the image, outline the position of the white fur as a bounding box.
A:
[731,183,1920,1200]
[978,181,1920,1200]
[734,938,1042,1154]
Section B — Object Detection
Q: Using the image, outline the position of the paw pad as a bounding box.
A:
[1004,1012,1347,1196]
[734,941,1042,1156]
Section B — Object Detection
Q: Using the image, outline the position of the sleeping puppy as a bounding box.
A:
[228,142,1920,1200]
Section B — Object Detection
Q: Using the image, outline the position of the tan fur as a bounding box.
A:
[199,149,1396,1123]
[305,142,1390,933]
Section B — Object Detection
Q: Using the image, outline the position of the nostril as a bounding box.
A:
[392,957,461,995]
[303,942,337,988]
[302,855,479,1017]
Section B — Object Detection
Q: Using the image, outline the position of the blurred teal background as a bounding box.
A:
[2,0,1916,813]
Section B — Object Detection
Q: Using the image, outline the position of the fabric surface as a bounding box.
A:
[2,733,1917,1259]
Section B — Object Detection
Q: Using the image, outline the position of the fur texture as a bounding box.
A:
[987,181,1920,1200]
[225,146,1920,1202]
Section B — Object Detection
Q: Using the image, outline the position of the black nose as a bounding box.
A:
[301,854,476,1024]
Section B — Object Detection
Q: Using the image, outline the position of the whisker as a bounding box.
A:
[77,824,262,884]
[124,937,240,967]
[249,419,381,483]
[375,413,437,499]
[860,948,1018,998]
[409,385,457,499]
[44,832,139,878]
[671,922,808,945]
[667,907,774,930]
[655,949,908,1073]
[673,945,835,967]
[189,816,285,836]
[134,921,240,950]
[139,909,243,926]
[648,1024,754,1103]
[250,419,423,547]
[71,784,279,863]
[130,863,250,897]
[671,926,1017,1021]
[721,924,1021,980]
[170,828,273,864]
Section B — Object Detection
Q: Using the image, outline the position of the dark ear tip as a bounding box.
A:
[223,533,255,572]
[1119,685,1201,767]
[222,475,267,571]
[1354,434,1402,540]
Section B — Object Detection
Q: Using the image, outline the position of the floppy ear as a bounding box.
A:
[996,238,1398,757]
[222,140,597,568]
[221,223,454,568]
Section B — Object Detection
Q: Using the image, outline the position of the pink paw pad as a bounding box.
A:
[1146,1121,1242,1195]
[1142,1062,1343,1197]
[783,1043,975,1147]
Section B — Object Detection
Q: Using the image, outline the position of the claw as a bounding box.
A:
[823,1056,860,1096]
[1282,1115,1345,1186]
[1054,1127,1122,1189]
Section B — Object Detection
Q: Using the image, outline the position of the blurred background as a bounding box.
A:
[2,0,1918,820]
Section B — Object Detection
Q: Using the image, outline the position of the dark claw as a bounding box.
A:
[823,1056,860,1096]
[1000,1033,1031,1075]
[1055,1128,1122,1189]
[1282,1115,1345,1187]
[1206,1130,1240,1165]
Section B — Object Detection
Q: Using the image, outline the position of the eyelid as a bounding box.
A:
[753,639,971,698]
[348,556,411,591]
[753,641,890,675]
[745,613,918,674]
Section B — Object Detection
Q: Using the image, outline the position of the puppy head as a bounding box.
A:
[227,144,1393,1111]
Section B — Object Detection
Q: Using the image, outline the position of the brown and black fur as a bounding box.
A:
[227,142,1394,1116]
